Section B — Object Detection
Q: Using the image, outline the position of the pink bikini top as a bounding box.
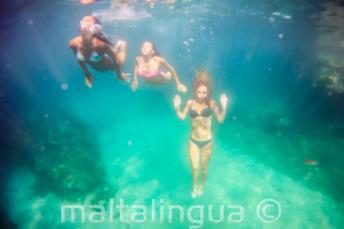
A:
[138,69,160,78]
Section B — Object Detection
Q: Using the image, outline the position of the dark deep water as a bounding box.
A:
[1,0,344,228]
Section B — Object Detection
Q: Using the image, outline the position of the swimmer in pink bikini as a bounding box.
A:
[131,41,187,93]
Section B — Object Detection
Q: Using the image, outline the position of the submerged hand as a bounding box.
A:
[131,79,138,91]
[220,94,229,109]
[177,83,187,93]
[173,94,181,109]
[119,72,131,83]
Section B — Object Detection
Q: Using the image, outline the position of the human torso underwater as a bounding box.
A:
[76,37,114,70]
[138,56,161,76]
[189,100,213,141]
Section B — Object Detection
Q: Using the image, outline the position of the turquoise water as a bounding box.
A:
[1,0,344,228]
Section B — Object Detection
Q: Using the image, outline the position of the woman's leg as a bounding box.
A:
[113,40,130,82]
[188,140,200,198]
[199,142,213,196]
[160,71,172,80]
[114,40,127,67]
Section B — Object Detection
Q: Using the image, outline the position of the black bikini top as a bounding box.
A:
[189,101,212,118]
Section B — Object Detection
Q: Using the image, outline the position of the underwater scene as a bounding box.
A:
[1,0,344,228]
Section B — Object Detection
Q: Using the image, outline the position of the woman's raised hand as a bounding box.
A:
[220,94,229,109]
[173,94,181,109]
[177,83,187,93]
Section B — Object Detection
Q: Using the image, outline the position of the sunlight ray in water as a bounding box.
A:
[1,0,344,228]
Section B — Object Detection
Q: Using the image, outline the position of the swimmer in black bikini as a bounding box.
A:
[69,16,130,88]
[173,70,229,198]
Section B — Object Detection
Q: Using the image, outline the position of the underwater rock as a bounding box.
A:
[317,53,344,93]
[314,3,344,94]
[11,112,115,202]
[0,210,17,229]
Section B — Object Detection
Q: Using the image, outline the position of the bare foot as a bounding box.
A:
[191,186,198,198]
[162,71,172,80]
[85,76,93,88]
[114,40,127,53]
[198,185,204,197]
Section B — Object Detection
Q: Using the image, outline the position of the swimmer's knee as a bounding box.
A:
[192,166,199,172]
[201,160,210,171]
[164,71,172,80]
[201,168,208,175]
[116,40,127,48]
[116,54,126,66]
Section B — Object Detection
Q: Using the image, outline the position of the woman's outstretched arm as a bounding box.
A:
[158,57,187,93]
[173,95,191,120]
[211,94,229,123]
[131,57,139,91]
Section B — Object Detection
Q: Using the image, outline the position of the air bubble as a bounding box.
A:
[61,83,69,90]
